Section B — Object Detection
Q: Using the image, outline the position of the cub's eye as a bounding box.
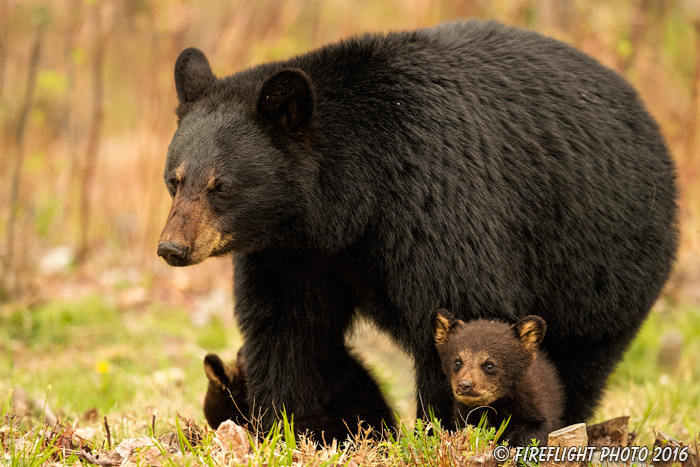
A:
[215,183,230,193]
[483,361,495,373]
[453,359,462,370]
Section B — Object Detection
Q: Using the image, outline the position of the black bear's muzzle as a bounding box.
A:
[157,241,191,266]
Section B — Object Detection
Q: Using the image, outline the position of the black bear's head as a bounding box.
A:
[432,310,546,407]
[158,48,316,266]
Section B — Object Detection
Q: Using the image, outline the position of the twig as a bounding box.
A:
[103,415,112,450]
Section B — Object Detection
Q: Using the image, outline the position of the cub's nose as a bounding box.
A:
[457,379,473,393]
[157,241,190,263]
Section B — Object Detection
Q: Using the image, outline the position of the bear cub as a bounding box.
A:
[432,310,564,446]
[203,347,250,429]
[203,346,396,443]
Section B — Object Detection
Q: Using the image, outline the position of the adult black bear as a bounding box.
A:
[433,310,564,446]
[158,20,678,436]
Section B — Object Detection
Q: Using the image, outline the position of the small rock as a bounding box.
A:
[216,420,250,462]
[38,246,74,275]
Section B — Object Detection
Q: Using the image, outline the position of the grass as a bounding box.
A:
[1,401,511,466]
[1,295,216,417]
[1,290,699,465]
[593,301,700,443]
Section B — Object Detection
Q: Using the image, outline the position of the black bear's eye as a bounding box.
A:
[453,359,462,370]
[483,361,495,373]
[167,179,179,195]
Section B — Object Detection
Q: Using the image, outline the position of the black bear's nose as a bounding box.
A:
[458,379,473,392]
[157,241,190,262]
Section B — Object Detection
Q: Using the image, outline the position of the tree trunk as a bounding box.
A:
[2,20,44,298]
[76,2,106,264]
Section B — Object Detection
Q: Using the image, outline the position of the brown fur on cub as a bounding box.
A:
[203,347,250,429]
[432,310,564,446]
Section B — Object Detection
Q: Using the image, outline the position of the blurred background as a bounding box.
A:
[1,0,699,443]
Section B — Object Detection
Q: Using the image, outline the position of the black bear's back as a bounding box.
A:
[268,20,677,342]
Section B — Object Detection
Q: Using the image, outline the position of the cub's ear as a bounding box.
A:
[512,315,546,355]
[204,353,230,388]
[257,68,315,132]
[432,309,461,347]
[175,48,216,104]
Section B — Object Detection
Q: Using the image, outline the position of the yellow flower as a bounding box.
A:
[95,361,111,374]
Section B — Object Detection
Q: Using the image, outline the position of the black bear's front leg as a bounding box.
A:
[291,353,396,442]
[233,250,384,440]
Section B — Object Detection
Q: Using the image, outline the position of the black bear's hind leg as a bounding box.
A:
[413,342,454,426]
[546,336,631,425]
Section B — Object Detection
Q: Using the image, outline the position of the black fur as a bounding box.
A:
[163,20,678,433]
[203,347,395,443]
[175,48,216,104]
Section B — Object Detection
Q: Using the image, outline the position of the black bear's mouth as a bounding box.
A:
[161,254,196,267]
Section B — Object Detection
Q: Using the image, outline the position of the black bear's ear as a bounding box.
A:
[512,315,546,355]
[204,353,230,388]
[432,309,461,347]
[257,68,315,132]
[175,48,216,104]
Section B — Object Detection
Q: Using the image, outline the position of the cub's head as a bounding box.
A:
[203,348,250,429]
[432,310,546,407]
[158,48,316,266]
